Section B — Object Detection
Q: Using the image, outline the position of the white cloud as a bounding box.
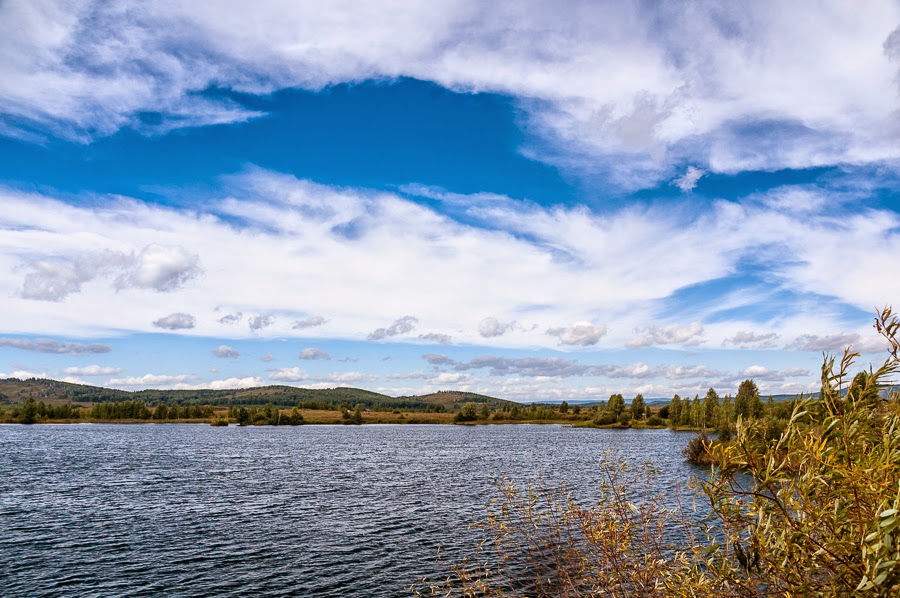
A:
[218,311,242,325]
[2,3,897,182]
[419,332,452,345]
[292,316,327,329]
[315,371,376,384]
[152,313,196,330]
[673,166,705,192]
[165,376,263,390]
[19,245,200,302]
[627,322,705,348]
[433,372,469,385]
[546,323,607,346]
[248,314,275,331]
[1,370,48,380]
[115,244,201,292]
[270,367,308,382]
[298,348,330,360]
[369,316,418,340]
[108,373,194,387]
[478,317,516,338]
[0,337,111,354]
[62,365,122,376]
[212,345,240,358]
[0,175,897,350]
[723,331,780,348]
[743,365,770,377]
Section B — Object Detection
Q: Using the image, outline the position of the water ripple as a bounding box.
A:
[0,423,696,597]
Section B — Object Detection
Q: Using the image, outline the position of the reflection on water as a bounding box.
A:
[0,424,700,597]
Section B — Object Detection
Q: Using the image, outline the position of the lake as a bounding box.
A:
[0,423,701,596]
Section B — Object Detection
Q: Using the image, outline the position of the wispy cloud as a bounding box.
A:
[627,322,704,348]
[62,365,122,376]
[0,337,111,354]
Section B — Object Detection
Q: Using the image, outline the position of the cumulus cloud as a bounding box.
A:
[20,258,103,301]
[0,337,111,354]
[19,245,200,301]
[115,244,201,292]
[419,333,452,345]
[62,365,122,376]
[152,313,196,330]
[212,345,240,358]
[674,166,705,192]
[270,367,308,382]
[292,315,328,329]
[627,322,704,348]
[478,317,515,338]
[218,312,242,325]
[433,372,469,385]
[368,316,418,340]
[298,348,330,360]
[248,314,275,331]
[546,323,607,346]
[260,354,275,362]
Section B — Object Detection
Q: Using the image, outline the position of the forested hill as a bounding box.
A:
[0,378,518,411]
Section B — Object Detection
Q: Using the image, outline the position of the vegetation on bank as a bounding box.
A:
[419,307,900,596]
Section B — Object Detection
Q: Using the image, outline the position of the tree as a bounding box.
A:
[559,400,569,414]
[20,398,37,424]
[455,402,478,423]
[630,394,646,420]
[734,379,759,420]
[702,388,719,429]
[608,393,625,418]
[668,394,683,427]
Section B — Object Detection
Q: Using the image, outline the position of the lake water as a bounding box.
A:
[0,423,701,596]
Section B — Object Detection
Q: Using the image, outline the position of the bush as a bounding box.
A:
[682,432,711,465]
[593,411,616,426]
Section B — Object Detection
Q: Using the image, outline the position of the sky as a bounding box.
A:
[1,1,899,402]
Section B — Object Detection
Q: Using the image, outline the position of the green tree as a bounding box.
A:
[20,398,37,424]
[608,393,625,418]
[559,400,569,414]
[702,388,719,428]
[668,394,683,427]
[455,402,478,423]
[630,394,646,420]
[734,379,759,420]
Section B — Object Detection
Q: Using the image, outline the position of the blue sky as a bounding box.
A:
[1,2,899,401]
